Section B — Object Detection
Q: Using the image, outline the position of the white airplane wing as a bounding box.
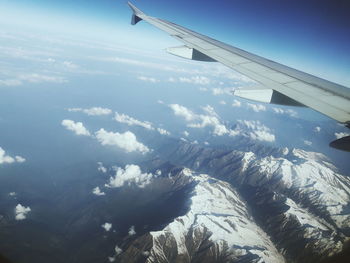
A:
[127,2,350,151]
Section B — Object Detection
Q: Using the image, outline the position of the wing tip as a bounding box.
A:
[128,1,144,25]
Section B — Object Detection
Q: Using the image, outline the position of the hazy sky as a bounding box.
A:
[1,0,350,85]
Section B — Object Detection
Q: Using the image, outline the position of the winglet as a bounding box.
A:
[128,2,144,25]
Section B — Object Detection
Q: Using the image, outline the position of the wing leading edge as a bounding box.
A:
[127,2,350,151]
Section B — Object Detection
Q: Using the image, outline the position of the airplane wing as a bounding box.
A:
[127,2,350,151]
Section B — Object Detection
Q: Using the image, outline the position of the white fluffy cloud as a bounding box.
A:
[92,187,105,196]
[61,120,90,136]
[169,104,197,122]
[95,129,150,154]
[68,107,112,116]
[0,147,25,165]
[170,104,229,136]
[102,222,112,232]
[247,103,266,112]
[128,225,136,236]
[335,132,350,139]
[15,204,31,220]
[115,112,154,130]
[105,164,153,188]
[183,131,189,137]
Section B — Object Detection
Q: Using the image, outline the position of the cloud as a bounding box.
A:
[68,107,112,116]
[233,120,275,142]
[0,79,22,86]
[0,147,25,165]
[19,73,67,84]
[170,104,229,136]
[137,76,160,83]
[105,164,153,188]
[15,204,31,220]
[157,128,170,135]
[102,222,112,232]
[114,246,122,255]
[303,140,312,146]
[212,88,232,95]
[97,162,107,173]
[61,119,91,136]
[219,100,226,105]
[314,126,321,132]
[232,99,241,107]
[128,225,136,236]
[335,132,350,139]
[63,61,78,69]
[272,107,298,117]
[95,129,150,154]
[9,192,17,197]
[247,103,266,112]
[92,187,105,196]
[183,131,189,137]
[178,76,211,85]
[15,156,26,163]
[115,112,154,130]
[169,104,196,121]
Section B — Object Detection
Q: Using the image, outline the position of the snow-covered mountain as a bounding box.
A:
[116,141,350,263]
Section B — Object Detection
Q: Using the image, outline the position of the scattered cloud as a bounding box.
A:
[183,131,189,137]
[102,222,112,232]
[128,226,136,236]
[232,99,241,107]
[137,76,160,83]
[212,87,232,95]
[157,100,164,104]
[157,128,170,135]
[97,162,107,173]
[9,192,17,197]
[233,120,276,142]
[92,187,105,196]
[219,100,226,105]
[63,61,78,69]
[303,140,312,146]
[247,103,266,112]
[68,107,112,116]
[0,147,25,165]
[115,246,122,255]
[105,164,153,188]
[335,132,350,139]
[314,126,321,133]
[272,107,298,117]
[198,87,208,92]
[61,119,91,136]
[19,73,67,84]
[15,204,31,220]
[169,104,196,121]
[178,76,211,85]
[95,129,150,154]
[115,112,154,130]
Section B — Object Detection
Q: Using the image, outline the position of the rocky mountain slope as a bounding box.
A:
[116,140,350,263]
